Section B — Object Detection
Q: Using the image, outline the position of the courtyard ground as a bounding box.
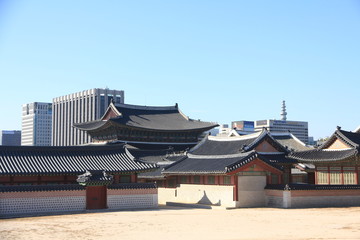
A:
[1,206,360,240]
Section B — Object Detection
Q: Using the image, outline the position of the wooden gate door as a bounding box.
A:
[86,186,107,210]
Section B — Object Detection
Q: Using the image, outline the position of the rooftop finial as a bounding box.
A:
[281,100,287,121]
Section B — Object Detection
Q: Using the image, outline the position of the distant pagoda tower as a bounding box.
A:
[280,100,287,121]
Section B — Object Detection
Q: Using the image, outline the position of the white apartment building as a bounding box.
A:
[52,88,124,146]
[21,102,52,146]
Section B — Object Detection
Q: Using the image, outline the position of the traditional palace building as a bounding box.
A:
[0,144,158,216]
[137,127,360,209]
[289,127,360,185]
[155,129,300,207]
[2,116,360,214]
[74,102,218,150]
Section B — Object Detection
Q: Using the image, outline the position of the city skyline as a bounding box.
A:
[0,1,359,139]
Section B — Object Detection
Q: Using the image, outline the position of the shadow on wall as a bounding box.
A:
[197,191,221,206]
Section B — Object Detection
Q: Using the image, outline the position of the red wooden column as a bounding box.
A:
[131,174,137,183]
[232,175,238,201]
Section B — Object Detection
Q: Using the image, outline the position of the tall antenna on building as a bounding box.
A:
[281,100,287,121]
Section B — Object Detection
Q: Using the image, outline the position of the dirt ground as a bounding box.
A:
[1,206,360,240]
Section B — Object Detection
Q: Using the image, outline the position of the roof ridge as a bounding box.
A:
[337,129,360,148]
[187,151,254,159]
[244,129,288,153]
[115,103,178,111]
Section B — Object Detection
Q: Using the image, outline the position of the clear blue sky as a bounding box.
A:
[0,0,359,139]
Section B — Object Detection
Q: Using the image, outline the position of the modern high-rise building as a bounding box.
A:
[254,101,309,144]
[21,102,52,146]
[0,130,21,146]
[52,88,125,146]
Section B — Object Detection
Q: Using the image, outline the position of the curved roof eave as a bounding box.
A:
[73,120,108,131]
[319,129,360,150]
[288,149,358,163]
[109,119,218,132]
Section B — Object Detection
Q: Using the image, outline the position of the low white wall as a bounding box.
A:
[107,188,158,210]
[237,176,267,207]
[0,190,86,216]
[108,194,158,209]
[266,195,283,208]
[265,189,360,208]
[290,195,360,208]
[1,187,159,216]
[158,184,236,208]
[158,188,177,205]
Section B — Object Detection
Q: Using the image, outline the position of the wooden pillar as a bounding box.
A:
[283,165,291,184]
[131,174,137,183]
[266,173,271,184]
[215,176,219,185]
[308,172,315,184]
[233,175,238,201]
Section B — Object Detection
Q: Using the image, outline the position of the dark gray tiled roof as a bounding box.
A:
[190,130,288,156]
[77,170,114,186]
[0,144,157,176]
[258,153,297,164]
[271,134,310,151]
[127,148,182,164]
[288,149,358,162]
[0,183,157,193]
[337,130,360,147]
[162,151,282,175]
[138,167,166,179]
[320,129,360,149]
[190,137,256,155]
[72,120,107,131]
[0,184,85,193]
[75,103,218,131]
[112,104,218,131]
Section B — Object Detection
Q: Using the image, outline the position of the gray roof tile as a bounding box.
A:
[0,144,157,175]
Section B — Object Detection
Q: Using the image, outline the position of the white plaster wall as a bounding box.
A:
[237,176,267,207]
[291,195,360,208]
[158,184,236,208]
[0,196,86,215]
[158,188,177,205]
[265,190,360,208]
[107,194,158,210]
[266,195,284,208]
